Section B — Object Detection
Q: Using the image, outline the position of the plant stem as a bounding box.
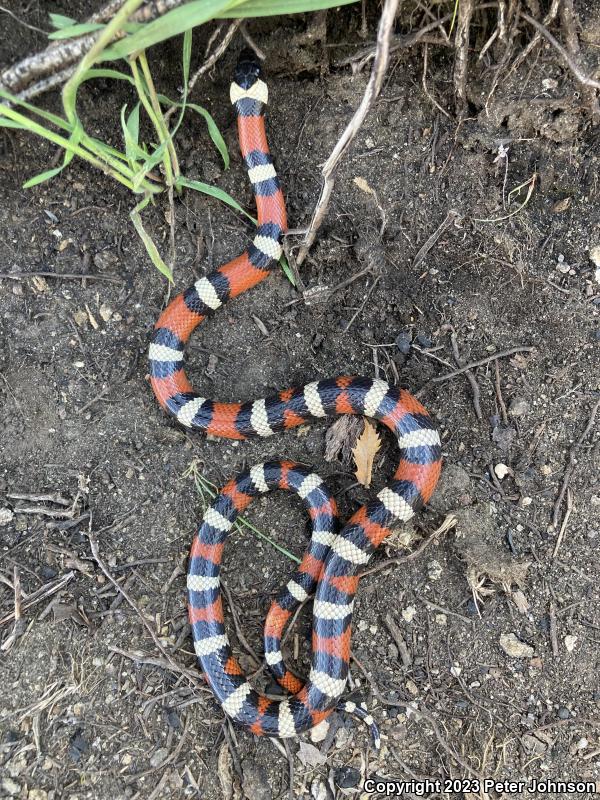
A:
[130,56,174,187]
[138,51,180,180]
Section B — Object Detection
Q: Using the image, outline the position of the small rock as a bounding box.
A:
[564,634,578,653]
[0,508,14,526]
[395,331,412,355]
[415,331,432,348]
[334,766,361,789]
[500,633,534,658]
[508,397,529,417]
[427,559,443,581]
[402,605,417,623]
[589,245,600,268]
[494,463,511,480]
[150,747,169,768]
[28,791,47,800]
[2,778,20,797]
[522,734,547,755]
[557,706,572,720]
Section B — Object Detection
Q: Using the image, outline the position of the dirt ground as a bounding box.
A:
[1,2,600,799]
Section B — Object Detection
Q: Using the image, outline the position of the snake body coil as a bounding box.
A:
[149,50,442,741]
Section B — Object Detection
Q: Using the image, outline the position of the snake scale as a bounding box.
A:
[148,50,442,742]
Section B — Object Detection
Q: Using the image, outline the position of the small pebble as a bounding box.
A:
[557,706,572,720]
[395,331,412,355]
[334,766,361,789]
[415,331,432,348]
[500,633,534,658]
[508,397,529,417]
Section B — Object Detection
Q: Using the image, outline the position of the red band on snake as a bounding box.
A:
[148,50,442,741]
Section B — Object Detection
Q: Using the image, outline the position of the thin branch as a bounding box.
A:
[519,11,600,92]
[295,0,400,267]
[430,345,535,383]
[551,399,599,530]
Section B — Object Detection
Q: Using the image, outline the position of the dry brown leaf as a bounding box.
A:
[352,420,381,487]
[353,176,376,197]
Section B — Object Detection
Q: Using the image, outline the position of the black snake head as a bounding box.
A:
[235,48,262,90]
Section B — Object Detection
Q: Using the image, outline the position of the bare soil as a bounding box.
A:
[1,3,599,799]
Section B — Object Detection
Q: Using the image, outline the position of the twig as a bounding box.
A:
[221,582,261,669]
[507,0,560,78]
[359,514,457,578]
[548,601,559,658]
[430,346,535,384]
[343,274,381,333]
[494,360,509,425]
[295,0,399,266]
[552,488,574,558]
[519,12,600,93]
[0,5,47,34]
[421,43,451,119]
[450,331,482,421]
[551,400,599,530]
[383,613,412,667]
[413,210,460,270]
[424,599,471,623]
[558,0,599,115]
[0,271,123,284]
[0,571,74,626]
[453,0,475,112]
[1,567,25,652]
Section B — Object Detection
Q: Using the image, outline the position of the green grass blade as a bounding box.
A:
[130,198,173,282]
[49,13,77,29]
[0,119,27,129]
[176,175,253,220]
[80,67,136,86]
[102,0,245,60]
[23,166,67,188]
[221,0,358,16]
[279,253,296,286]
[48,23,104,39]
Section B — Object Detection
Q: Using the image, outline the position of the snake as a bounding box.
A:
[148,49,442,742]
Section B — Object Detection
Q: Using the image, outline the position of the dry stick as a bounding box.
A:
[431,345,535,384]
[0,271,123,284]
[0,0,187,96]
[494,359,509,425]
[340,3,498,69]
[295,0,400,267]
[551,399,600,531]
[88,534,205,691]
[421,42,452,120]
[413,210,460,271]
[343,274,381,333]
[453,0,475,112]
[0,567,24,652]
[507,0,560,77]
[548,601,559,658]
[450,332,482,421]
[519,11,600,92]
[559,0,599,115]
[552,487,573,558]
[0,571,75,626]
